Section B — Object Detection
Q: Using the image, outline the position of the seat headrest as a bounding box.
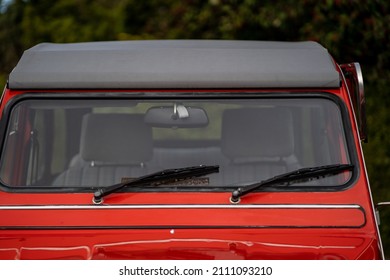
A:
[221,108,294,161]
[80,113,153,164]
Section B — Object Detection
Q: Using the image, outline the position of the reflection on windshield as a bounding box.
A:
[0,97,351,189]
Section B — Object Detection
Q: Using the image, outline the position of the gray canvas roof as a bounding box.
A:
[8,40,341,89]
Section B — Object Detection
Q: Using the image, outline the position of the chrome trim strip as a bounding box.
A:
[0,204,362,210]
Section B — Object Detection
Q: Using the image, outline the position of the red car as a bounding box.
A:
[0,40,385,259]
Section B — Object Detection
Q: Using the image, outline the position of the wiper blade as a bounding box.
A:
[230,164,354,203]
[93,165,219,204]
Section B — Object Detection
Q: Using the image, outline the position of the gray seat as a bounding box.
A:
[220,108,300,184]
[53,113,154,187]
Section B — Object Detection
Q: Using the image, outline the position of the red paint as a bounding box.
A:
[0,207,366,228]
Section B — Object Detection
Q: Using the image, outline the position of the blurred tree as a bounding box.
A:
[0,0,26,83]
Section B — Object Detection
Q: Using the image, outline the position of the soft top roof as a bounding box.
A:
[8,40,340,90]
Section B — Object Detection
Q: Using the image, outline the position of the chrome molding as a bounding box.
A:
[0,204,362,210]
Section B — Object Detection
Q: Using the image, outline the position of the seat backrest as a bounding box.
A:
[53,113,154,187]
[80,113,153,165]
[220,107,299,184]
[222,107,294,161]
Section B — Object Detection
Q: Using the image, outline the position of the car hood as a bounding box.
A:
[0,203,381,259]
[0,230,380,260]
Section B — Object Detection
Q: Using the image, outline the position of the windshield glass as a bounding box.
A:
[0,95,353,190]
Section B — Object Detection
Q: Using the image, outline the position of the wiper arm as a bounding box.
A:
[93,165,219,204]
[230,164,354,204]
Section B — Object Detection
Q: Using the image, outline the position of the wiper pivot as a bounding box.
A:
[230,164,353,204]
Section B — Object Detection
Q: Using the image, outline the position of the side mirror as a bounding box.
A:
[144,103,209,128]
[340,62,368,142]
[375,202,390,225]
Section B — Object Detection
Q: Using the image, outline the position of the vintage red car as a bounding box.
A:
[0,40,384,259]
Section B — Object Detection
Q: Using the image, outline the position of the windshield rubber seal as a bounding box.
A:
[0,91,359,194]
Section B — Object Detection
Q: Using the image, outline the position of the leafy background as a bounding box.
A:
[1,0,389,258]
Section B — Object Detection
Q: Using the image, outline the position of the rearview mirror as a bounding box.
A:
[144,104,209,128]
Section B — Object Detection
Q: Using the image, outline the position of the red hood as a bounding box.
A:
[0,203,382,259]
[0,230,380,260]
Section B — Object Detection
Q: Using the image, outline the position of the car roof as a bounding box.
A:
[8,40,341,90]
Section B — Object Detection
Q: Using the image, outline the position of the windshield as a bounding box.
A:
[0,94,353,190]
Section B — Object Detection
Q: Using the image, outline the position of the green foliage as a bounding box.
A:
[1,0,390,258]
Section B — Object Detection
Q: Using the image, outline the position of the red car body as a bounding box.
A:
[0,40,383,259]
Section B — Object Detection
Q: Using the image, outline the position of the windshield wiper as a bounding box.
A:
[93,165,219,204]
[230,164,354,203]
